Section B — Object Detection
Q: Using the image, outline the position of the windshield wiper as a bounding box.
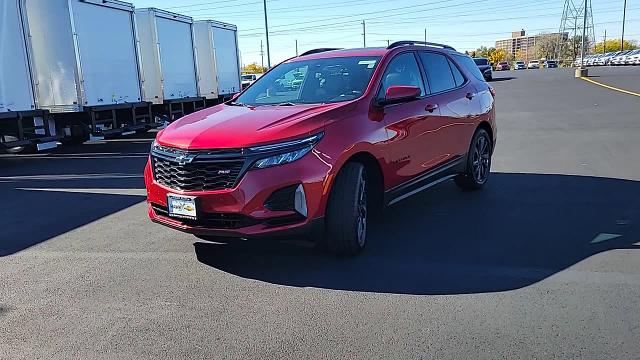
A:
[228,101,248,107]
[273,102,297,106]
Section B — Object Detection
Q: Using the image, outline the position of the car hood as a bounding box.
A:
[156,102,352,149]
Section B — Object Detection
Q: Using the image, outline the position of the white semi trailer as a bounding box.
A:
[193,20,241,106]
[135,8,207,121]
[0,0,59,151]
[19,0,160,142]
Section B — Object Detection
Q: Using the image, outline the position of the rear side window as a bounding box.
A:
[419,52,456,93]
[377,52,426,99]
[454,54,486,82]
[448,59,465,87]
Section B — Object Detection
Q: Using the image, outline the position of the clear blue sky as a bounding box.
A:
[130,0,639,66]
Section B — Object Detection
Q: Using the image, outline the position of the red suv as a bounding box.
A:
[144,41,496,255]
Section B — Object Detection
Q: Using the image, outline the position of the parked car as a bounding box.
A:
[626,49,640,65]
[495,61,510,71]
[241,74,260,89]
[527,60,540,69]
[514,60,526,70]
[544,60,558,68]
[145,41,497,255]
[610,51,631,66]
[623,49,640,65]
[473,57,493,81]
[595,52,613,66]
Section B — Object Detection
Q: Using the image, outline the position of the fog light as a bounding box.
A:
[294,184,307,217]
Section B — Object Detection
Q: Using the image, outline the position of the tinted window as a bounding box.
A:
[448,59,465,87]
[377,52,425,99]
[455,54,486,82]
[236,56,380,106]
[473,58,489,66]
[419,52,456,93]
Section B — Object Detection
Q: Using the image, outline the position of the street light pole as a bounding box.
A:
[362,20,366,47]
[263,0,271,68]
[621,0,627,51]
[580,0,587,68]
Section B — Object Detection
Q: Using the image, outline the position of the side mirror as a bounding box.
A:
[380,85,421,106]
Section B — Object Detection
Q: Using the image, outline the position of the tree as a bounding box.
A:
[488,48,508,64]
[515,49,527,62]
[594,39,638,53]
[535,34,560,60]
[242,63,267,74]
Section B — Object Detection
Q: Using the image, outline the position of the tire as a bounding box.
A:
[485,75,492,82]
[324,162,368,256]
[455,128,492,191]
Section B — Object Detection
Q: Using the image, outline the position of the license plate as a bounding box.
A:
[167,194,197,219]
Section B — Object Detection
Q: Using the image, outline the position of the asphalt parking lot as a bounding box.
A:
[1,67,639,359]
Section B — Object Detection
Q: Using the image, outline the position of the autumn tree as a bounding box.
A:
[242,62,267,74]
[594,39,638,53]
[488,48,509,64]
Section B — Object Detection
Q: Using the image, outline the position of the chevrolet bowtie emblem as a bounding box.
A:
[175,154,195,165]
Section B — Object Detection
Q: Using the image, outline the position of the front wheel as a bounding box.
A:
[324,162,368,256]
[455,128,492,190]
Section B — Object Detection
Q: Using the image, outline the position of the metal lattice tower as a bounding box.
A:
[556,0,595,61]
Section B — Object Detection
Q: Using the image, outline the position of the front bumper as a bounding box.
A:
[144,150,331,239]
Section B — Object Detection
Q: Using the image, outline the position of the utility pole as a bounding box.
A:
[621,0,627,51]
[424,28,427,43]
[295,39,298,56]
[361,20,366,48]
[580,0,587,68]
[387,39,390,46]
[603,30,606,53]
[263,0,271,67]
[260,40,264,69]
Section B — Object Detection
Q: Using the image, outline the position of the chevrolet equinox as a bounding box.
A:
[145,41,497,255]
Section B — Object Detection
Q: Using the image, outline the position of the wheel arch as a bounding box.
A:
[324,150,385,216]
[477,121,495,152]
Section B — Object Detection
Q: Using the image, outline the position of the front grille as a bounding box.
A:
[152,156,244,191]
[151,203,258,229]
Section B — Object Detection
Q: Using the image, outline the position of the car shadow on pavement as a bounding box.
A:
[0,135,152,256]
[489,76,517,82]
[195,173,639,295]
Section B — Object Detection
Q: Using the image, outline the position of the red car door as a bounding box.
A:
[418,51,478,160]
[375,51,446,188]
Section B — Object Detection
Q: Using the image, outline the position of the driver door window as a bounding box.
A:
[377,52,426,100]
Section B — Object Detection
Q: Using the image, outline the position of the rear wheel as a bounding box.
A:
[324,162,368,256]
[455,128,492,190]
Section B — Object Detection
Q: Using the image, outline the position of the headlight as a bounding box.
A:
[253,147,313,169]
[251,132,323,169]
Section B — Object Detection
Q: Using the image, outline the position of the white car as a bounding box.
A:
[624,49,640,65]
[514,60,526,70]
[527,60,540,69]
[241,73,261,89]
[595,52,614,66]
[611,51,632,66]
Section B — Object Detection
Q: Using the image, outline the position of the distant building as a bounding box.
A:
[495,30,568,61]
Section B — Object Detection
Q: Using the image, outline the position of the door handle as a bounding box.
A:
[465,92,475,100]
[425,104,438,113]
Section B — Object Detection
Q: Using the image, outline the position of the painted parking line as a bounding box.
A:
[580,76,640,98]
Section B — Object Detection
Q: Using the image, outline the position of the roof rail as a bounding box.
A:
[299,48,342,57]
[387,41,456,51]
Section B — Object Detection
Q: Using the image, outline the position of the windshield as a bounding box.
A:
[235,56,381,106]
[473,58,489,66]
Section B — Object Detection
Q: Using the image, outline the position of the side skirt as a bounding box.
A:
[384,155,466,206]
